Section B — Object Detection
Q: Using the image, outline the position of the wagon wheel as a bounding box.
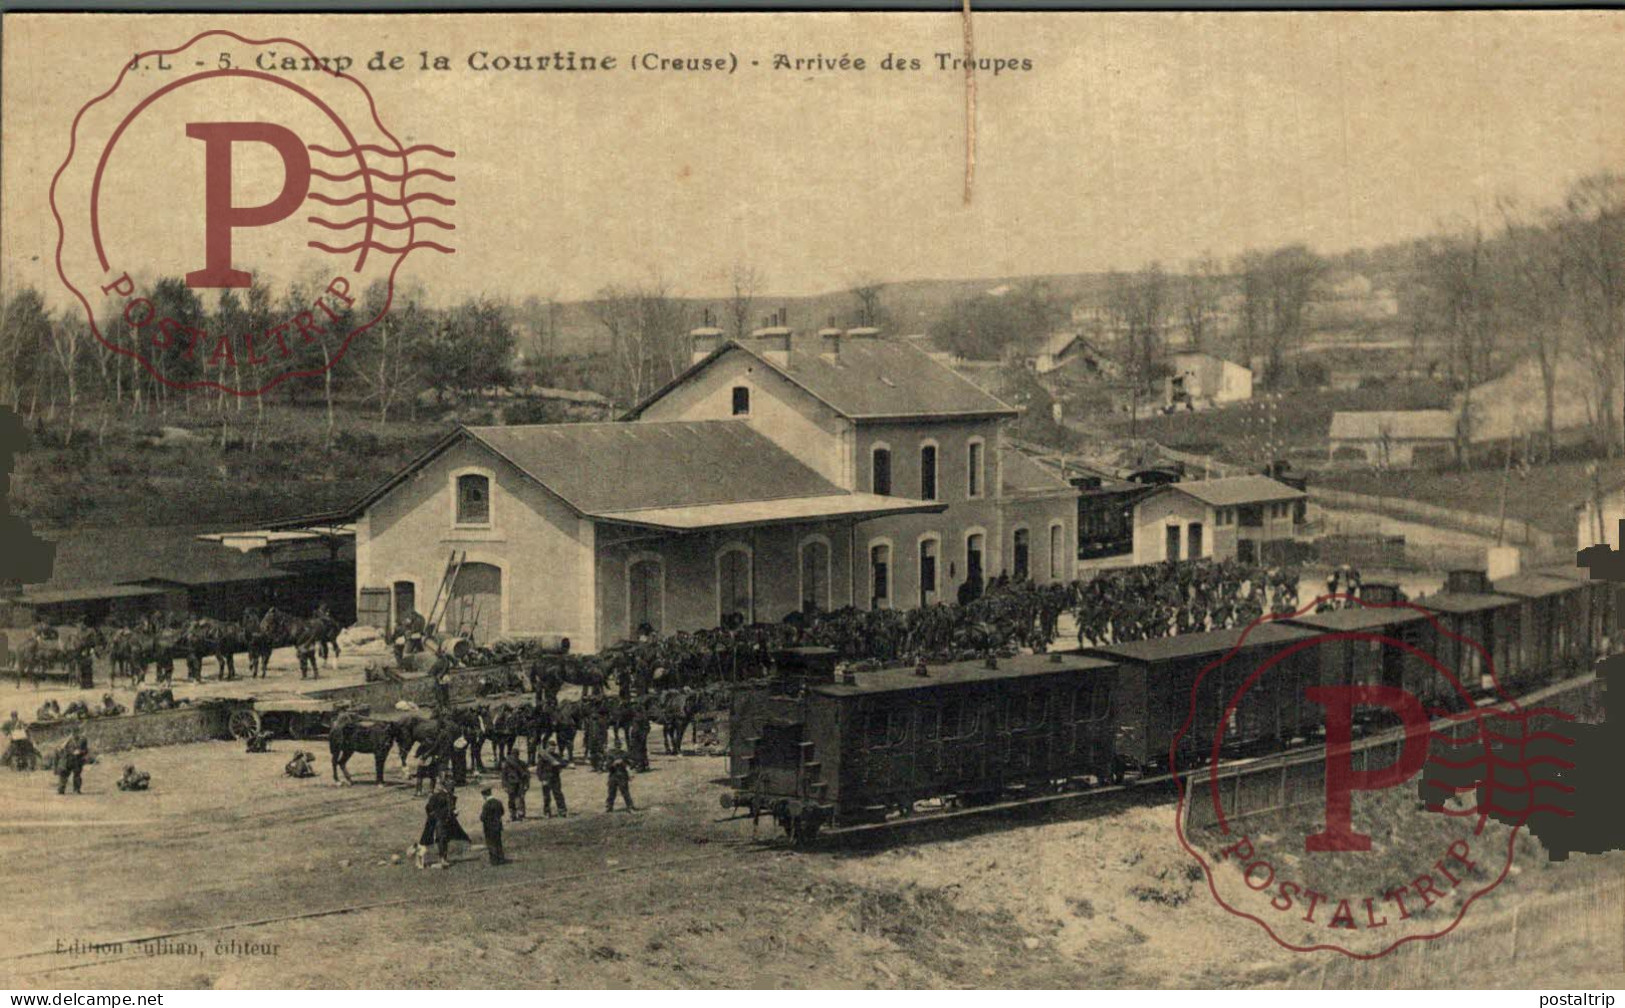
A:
[227,708,262,741]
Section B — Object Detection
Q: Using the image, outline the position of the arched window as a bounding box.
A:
[966,438,985,498]
[628,555,663,636]
[919,442,938,500]
[1012,528,1031,582]
[800,538,831,614]
[871,445,892,496]
[717,546,753,626]
[964,532,985,599]
[455,472,490,525]
[918,536,940,604]
[870,542,892,609]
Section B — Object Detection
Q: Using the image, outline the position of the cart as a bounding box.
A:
[222,695,340,741]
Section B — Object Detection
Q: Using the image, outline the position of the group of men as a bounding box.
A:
[412,739,638,869]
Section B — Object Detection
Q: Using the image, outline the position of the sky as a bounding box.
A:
[4,11,1623,307]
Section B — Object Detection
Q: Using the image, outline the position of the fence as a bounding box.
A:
[1310,486,1560,558]
[1304,874,1625,988]
[1184,673,1598,833]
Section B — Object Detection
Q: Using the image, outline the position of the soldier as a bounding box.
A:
[552,702,578,762]
[419,782,470,869]
[116,764,150,791]
[56,728,90,795]
[3,711,38,771]
[535,742,568,818]
[627,707,652,773]
[430,654,454,711]
[500,749,529,821]
[479,786,507,865]
[284,750,317,778]
[98,693,125,718]
[585,704,609,771]
[604,749,636,812]
[245,728,273,753]
[295,633,319,680]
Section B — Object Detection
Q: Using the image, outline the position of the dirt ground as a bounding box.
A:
[1,732,1620,990]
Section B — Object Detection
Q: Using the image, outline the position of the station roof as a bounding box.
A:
[625,336,1020,422]
[809,653,1118,697]
[344,420,943,534]
[1415,592,1517,614]
[1491,573,1588,599]
[595,492,943,532]
[14,584,179,606]
[1082,621,1315,664]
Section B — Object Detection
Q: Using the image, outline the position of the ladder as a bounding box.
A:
[424,550,466,637]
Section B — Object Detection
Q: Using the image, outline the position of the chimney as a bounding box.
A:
[689,326,724,365]
[818,327,843,362]
[752,325,793,368]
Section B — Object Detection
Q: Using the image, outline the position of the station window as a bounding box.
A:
[455,473,490,525]
[920,444,938,500]
[870,543,891,608]
[731,386,750,415]
[872,447,892,496]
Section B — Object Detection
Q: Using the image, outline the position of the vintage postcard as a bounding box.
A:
[1,9,1623,993]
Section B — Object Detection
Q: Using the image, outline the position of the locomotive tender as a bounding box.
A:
[727,564,1614,842]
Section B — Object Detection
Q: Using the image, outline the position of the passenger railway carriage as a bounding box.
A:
[1281,603,1452,712]
[726,566,1613,841]
[728,650,1118,840]
[1081,623,1323,774]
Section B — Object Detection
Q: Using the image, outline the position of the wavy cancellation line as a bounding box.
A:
[307,191,456,207]
[306,142,456,158]
[307,215,456,231]
[307,239,456,255]
[310,167,457,183]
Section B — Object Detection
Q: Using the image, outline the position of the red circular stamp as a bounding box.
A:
[1173,595,1577,958]
[50,29,456,396]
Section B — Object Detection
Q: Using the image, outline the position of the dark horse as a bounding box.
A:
[329,713,402,785]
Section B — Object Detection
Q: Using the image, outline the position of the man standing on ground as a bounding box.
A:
[536,742,568,817]
[479,786,507,865]
[500,749,529,821]
[604,748,636,813]
[56,728,90,795]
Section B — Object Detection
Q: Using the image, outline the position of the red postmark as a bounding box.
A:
[50,29,456,396]
[1173,595,1576,958]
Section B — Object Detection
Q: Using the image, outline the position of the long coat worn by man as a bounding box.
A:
[479,788,507,865]
[56,731,90,795]
[418,785,472,866]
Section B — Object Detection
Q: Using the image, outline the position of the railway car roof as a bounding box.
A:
[1414,591,1518,614]
[1283,604,1433,632]
[809,653,1118,696]
[1491,573,1587,599]
[1080,621,1314,663]
[1531,563,1597,583]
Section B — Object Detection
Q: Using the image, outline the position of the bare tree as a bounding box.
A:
[849,275,888,329]
[1554,173,1625,457]
[1418,223,1500,465]
[43,315,86,445]
[591,277,689,406]
[728,264,764,340]
[347,280,429,424]
[1180,253,1222,352]
[1496,195,1571,462]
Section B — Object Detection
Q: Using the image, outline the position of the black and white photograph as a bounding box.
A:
[0,9,1622,992]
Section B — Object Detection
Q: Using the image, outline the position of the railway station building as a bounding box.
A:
[346,327,1080,651]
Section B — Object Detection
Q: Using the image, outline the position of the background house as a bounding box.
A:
[1327,410,1458,468]
[1131,476,1306,565]
[1164,351,1252,408]
[1576,474,1625,551]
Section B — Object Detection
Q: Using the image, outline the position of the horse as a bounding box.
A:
[182,618,246,680]
[657,689,701,756]
[328,713,402,785]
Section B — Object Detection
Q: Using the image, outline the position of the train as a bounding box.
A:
[724,564,1616,842]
